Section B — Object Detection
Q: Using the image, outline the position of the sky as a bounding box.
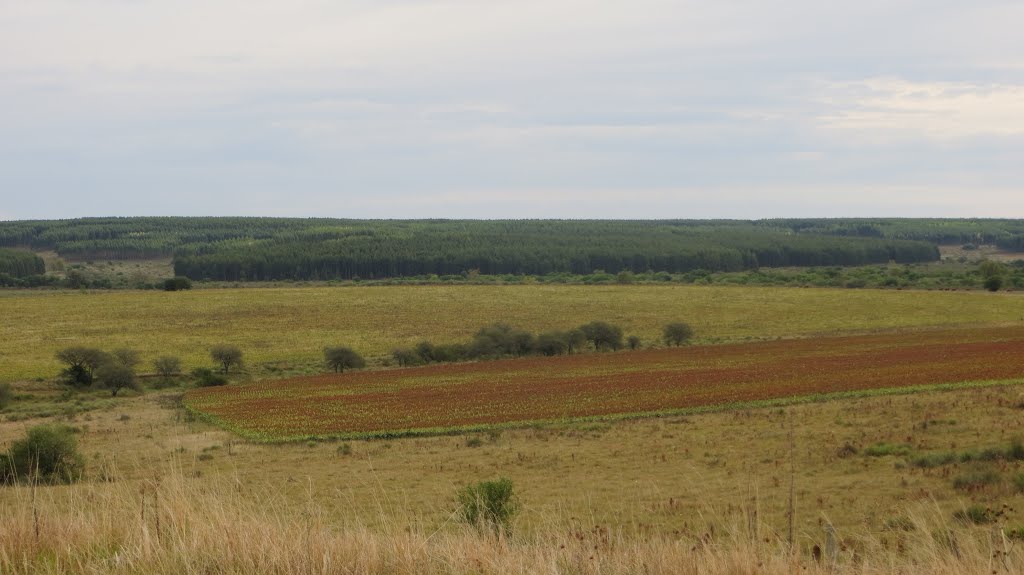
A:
[1,0,1023,220]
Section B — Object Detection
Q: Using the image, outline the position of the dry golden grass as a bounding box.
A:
[3,284,1024,382]
[1,466,1019,574]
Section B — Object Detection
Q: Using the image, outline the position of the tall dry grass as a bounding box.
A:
[1,461,1020,575]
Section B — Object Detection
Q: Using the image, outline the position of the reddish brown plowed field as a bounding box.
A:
[186,327,1024,439]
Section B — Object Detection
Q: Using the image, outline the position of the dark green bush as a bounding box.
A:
[163,276,193,291]
[3,424,85,484]
[191,367,228,387]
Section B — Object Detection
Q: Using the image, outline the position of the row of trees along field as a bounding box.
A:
[0,218,941,280]
[0,248,45,278]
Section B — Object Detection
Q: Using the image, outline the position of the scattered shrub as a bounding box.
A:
[2,424,85,484]
[864,443,912,457]
[456,477,518,535]
[952,469,1001,491]
[324,346,366,373]
[153,356,182,379]
[953,505,996,524]
[579,321,624,351]
[392,348,423,367]
[912,452,958,468]
[663,322,694,346]
[210,344,243,374]
[627,335,642,350]
[192,367,228,387]
[0,383,12,410]
[94,363,139,397]
[163,276,193,291]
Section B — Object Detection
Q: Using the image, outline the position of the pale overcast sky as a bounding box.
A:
[1,0,1023,220]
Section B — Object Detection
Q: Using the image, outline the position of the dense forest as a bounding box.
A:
[0,218,944,281]
[762,218,1024,247]
[0,248,45,278]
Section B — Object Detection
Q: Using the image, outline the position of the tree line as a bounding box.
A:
[391,321,694,367]
[44,321,697,398]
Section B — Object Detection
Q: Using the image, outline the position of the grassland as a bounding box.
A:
[5,282,1024,572]
[4,284,1024,383]
[187,326,1024,440]
[2,383,1024,573]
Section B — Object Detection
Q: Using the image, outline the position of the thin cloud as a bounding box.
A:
[818,78,1024,140]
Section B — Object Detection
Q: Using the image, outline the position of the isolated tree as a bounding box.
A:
[627,335,642,350]
[55,347,110,387]
[210,344,243,374]
[324,346,366,373]
[111,348,141,369]
[984,275,1004,292]
[153,356,182,379]
[579,321,624,351]
[95,363,139,397]
[663,322,695,346]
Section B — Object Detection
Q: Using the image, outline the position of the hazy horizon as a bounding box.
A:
[3,1,1022,220]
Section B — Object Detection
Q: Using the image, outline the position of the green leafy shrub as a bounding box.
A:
[163,276,192,291]
[864,443,912,457]
[3,424,85,484]
[191,367,228,387]
[456,477,518,535]
[952,469,1001,491]
[953,505,996,524]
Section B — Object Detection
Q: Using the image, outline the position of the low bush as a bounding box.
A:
[163,276,192,291]
[2,424,85,484]
[953,505,997,524]
[864,443,912,457]
[952,469,1001,491]
[0,383,12,410]
[456,477,518,535]
[192,368,228,387]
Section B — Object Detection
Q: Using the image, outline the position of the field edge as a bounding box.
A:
[185,376,1024,442]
